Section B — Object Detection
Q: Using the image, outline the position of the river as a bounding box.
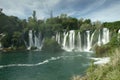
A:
[0,51,94,80]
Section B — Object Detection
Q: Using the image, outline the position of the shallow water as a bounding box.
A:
[0,51,94,80]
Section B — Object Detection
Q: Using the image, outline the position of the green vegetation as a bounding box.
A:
[71,30,120,80]
[42,38,63,52]
[103,21,120,32]
[0,10,120,52]
[94,32,120,56]
[0,9,120,80]
[71,48,120,80]
[0,10,105,50]
[70,19,120,80]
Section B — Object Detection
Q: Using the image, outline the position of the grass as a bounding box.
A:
[71,48,120,80]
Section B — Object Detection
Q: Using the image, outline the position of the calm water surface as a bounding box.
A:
[0,51,94,80]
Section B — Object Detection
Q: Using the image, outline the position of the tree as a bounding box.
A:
[32,10,37,21]
[12,32,22,47]
[80,23,92,31]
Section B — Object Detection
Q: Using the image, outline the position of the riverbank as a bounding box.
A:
[72,48,120,80]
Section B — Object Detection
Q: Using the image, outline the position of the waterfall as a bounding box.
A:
[62,30,93,52]
[62,32,69,51]
[34,31,38,47]
[28,30,43,50]
[98,30,101,46]
[90,30,96,46]
[118,29,120,34]
[62,30,75,51]
[118,29,120,41]
[56,32,60,44]
[102,28,110,44]
[97,28,110,46]
[86,31,91,51]
[25,28,111,51]
[34,32,42,50]
[69,30,75,51]
[55,28,110,52]
[28,30,34,50]
[77,32,82,51]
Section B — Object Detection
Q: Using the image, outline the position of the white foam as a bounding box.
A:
[0,56,61,69]
[91,57,110,65]
[0,54,83,69]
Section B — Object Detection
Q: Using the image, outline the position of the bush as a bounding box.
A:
[42,38,63,52]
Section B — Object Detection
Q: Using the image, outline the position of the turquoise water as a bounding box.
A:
[0,51,94,80]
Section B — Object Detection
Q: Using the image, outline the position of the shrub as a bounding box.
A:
[42,38,63,52]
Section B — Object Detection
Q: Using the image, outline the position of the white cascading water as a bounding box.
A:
[28,30,34,50]
[118,29,120,41]
[28,30,43,50]
[86,31,91,51]
[60,30,93,52]
[62,32,69,51]
[62,28,109,52]
[69,30,75,51]
[56,28,110,52]
[102,28,110,44]
[90,30,96,47]
[98,28,110,46]
[98,30,101,46]
[77,32,82,51]
[34,32,43,50]
[34,31,38,47]
[62,30,76,51]
[56,32,60,44]
[23,28,111,51]
[118,29,120,34]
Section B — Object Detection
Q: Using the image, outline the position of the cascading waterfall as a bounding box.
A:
[102,28,110,44]
[118,29,120,41]
[69,30,75,51]
[27,30,34,50]
[34,31,38,47]
[55,28,110,52]
[97,28,110,46]
[60,30,93,52]
[90,30,96,46]
[62,32,69,51]
[26,28,110,51]
[27,30,43,50]
[34,32,43,50]
[56,32,60,44]
[98,30,101,46]
[118,29,120,34]
[62,30,76,51]
[86,31,91,51]
[77,32,82,51]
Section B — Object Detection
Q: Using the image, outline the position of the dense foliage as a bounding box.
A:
[0,10,120,50]
[42,38,63,52]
